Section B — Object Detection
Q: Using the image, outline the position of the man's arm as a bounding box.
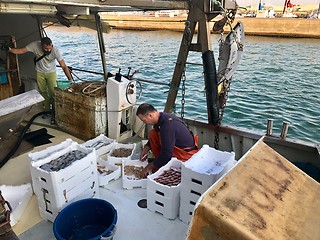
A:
[58,59,73,82]
[9,47,28,55]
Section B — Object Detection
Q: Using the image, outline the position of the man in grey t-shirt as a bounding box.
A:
[9,37,73,124]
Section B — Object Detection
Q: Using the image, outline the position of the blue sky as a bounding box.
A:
[236,0,319,7]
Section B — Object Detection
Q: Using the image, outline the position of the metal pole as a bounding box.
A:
[280,121,290,140]
[95,13,108,82]
[266,119,273,136]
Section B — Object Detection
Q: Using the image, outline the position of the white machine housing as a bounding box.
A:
[107,76,136,142]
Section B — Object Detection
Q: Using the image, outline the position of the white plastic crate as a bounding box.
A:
[179,206,194,224]
[180,174,212,195]
[28,138,76,162]
[180,183,202,205]
[147,191,180,220]
[122,159,147,189]
[147,158,182,199]
[182,145,235,189]
[108,143,136,165]
[37,175,99,222]
[97,158,121,186]
[81,134,116,157]
[178,182,201,224]
[179,196,197,223]
[38,187,99,222]
[30,143,99,219]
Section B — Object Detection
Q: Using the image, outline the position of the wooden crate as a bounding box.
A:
[55,88,107,140]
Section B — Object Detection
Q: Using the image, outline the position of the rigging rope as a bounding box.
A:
[181,66,186,119]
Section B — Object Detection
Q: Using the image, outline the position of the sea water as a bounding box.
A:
[47,27,320,144]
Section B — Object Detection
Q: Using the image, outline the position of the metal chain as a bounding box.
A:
[181,66,186,119]
[213,7,240,149]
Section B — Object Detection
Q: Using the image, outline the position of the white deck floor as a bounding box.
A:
[18,179,189,240]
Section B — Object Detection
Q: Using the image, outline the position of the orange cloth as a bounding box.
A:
[149,129,199,162]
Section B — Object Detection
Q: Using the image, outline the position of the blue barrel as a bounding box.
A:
[53,198,117,240]
[0,66,7,84]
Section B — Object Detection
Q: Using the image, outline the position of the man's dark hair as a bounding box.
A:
[41,37,52,45]
[136,103,157,116]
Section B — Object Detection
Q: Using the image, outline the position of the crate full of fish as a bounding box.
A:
[108,143,136,165]
[147,158,182,199]
[28,138,76,162]
[182,144,236,191]
[122,159,147,189]
[30,142,99,221]
[97,158,121,186]
[81,134,116,157]
[147,158,182,219]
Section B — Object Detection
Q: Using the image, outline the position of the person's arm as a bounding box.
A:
[58,59,73,82]
[140,144,150,162]
[9,47,28,55]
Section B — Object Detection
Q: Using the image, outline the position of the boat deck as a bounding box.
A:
[17,179,189,240]
[1,118,189,240]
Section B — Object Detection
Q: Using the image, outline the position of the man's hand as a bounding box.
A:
[140,146,150,162]
[139,162,154,178]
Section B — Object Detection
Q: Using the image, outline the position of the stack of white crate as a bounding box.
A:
[29,141,99,222]
[179,145,236,224]
[147,158,182,220]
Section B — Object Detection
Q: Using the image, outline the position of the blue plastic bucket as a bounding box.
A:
[53,198,117,240]
[57,80,71,90]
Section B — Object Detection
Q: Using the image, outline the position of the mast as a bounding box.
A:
[164,0,237,125]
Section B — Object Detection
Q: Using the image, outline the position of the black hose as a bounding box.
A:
[202,50,219,125]
[0,111,50,169]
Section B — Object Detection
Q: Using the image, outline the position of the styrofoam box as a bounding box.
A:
[28,138,76,162]
[38,187,99,222]
[180,182,202,205]
[180,174,212,195]
[179,209,192,224]
[179,206,194,224]
[108,143,136,165]
[81,134,116,157]
[182,145,235,189]
[147,191,180,220]
[178,183,201,224]
[30,143,98,211]
[122,159,147,189]
[97,158,121,186]
[147,158,182,199]
[0,183,33,226]
[35,173,99,212]
[179,196,197,222]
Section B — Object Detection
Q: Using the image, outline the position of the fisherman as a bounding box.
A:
[136,103,199,177]
[7,37,73,124]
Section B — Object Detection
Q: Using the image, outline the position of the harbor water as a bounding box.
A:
[47,27,320,144]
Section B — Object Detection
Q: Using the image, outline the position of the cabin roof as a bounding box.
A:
[0,0,189,15]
